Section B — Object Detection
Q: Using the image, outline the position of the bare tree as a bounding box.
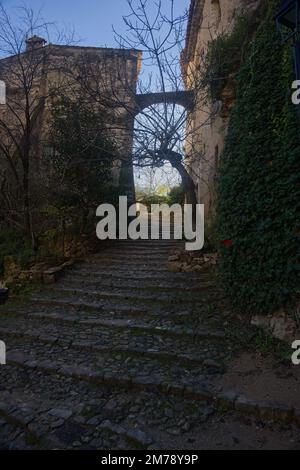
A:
[0,3,74,245]
[64,0,214,209]
[110,0,218,208]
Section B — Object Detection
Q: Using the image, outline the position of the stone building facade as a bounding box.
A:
[0,37,142,202]
[183,0,260,218]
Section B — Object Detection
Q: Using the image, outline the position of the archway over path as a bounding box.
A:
[134,90,195,116]
[131,91,197,208]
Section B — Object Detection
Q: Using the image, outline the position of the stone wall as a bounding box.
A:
[0,41,142,202]
[183,0,259,219]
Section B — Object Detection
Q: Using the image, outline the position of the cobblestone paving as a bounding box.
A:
[0,240,300,450]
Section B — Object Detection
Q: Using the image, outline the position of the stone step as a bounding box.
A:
[90,254,174,262]
[102,257,177,266]
[6,352,212,403]
[24,311,225,340]
[13,301,203,325]
[4,303,213,330]
[29,298,151,316]
[112,240,184,245]
[28,294,182,312]
[0,323,222,368]
[2,235,299,450]
[89,251,173,258]
[59,278,213,293]
[74,259,170,269]
[22,304,201,325]
[70,266,171,275]
[27,293,222,322]
[104,246,183,254]
[64,270,210,282]
[0,401,42,450]
[29,293,219,317]
[0,386,138,450]
[94,245,185,253]
[0,364,216,449]
[102,250,181,258]
[1,362,298,450]
[4,337,222,393]
[4,351,300,432]
[111,236,183,240]
[45,287,208,304]
[107,246,182,253]
[105,246,183,253]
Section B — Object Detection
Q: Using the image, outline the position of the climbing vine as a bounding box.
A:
[201,8,263,102]
[217,0,300,314]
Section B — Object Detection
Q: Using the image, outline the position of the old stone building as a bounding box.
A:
[183,0,260,218]
[0,37,142,202]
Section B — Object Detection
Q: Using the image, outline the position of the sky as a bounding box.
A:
[3,0,190,49]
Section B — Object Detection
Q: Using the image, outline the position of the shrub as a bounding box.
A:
[201,8,264,102]
[44,96,119,244]
[167,185,185,205]
[0,229,34,275]
[217,0,300,313]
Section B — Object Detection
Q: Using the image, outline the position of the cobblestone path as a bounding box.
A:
[0,240,300,450]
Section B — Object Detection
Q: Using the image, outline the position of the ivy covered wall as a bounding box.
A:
[217,0,300,313]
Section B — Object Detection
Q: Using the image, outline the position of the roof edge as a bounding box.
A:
[183,0,205,65]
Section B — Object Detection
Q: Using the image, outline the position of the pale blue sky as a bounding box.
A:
[3,0,190,48]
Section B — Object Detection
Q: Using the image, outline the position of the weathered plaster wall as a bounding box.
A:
[183,0,259,218]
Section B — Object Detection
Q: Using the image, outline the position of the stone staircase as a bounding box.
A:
[0,239,299,450]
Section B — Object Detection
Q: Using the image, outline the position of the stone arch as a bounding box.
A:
[132,99,197,207]
[134,90,195,116]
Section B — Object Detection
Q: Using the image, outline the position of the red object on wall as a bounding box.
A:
[220,239,233,248]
